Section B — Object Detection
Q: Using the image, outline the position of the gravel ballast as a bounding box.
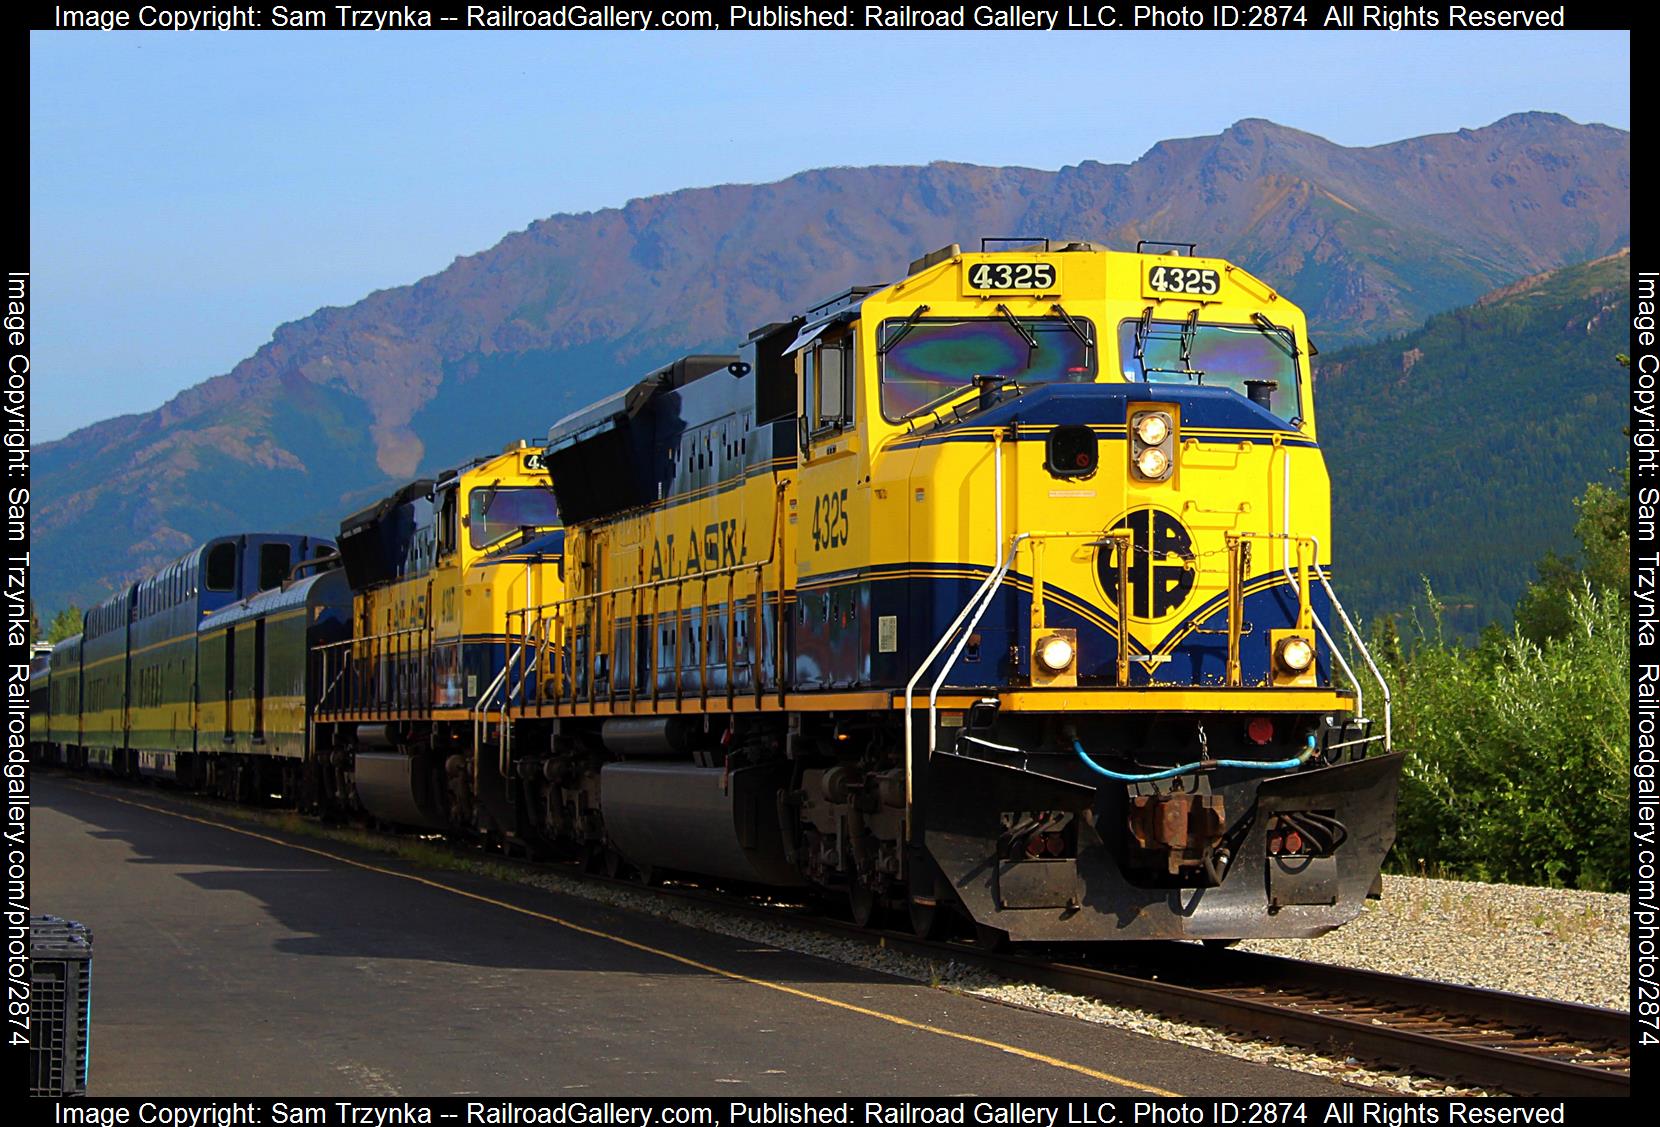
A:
[1236,874,1630,1011]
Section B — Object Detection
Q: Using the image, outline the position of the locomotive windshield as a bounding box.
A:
[878,315,1096,421]
[1119,315,1303,424]
[468,486,560,550]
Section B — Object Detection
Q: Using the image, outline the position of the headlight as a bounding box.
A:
[1036,634,1075,672]
[1275,636,1315,673]
[1136,448,1170,478]
[1128,408,1176,482]
[1135,413,1171,446]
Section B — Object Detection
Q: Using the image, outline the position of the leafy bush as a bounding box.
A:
[1381,584,1629,890]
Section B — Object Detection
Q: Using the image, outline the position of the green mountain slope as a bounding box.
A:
[1320,250,1630,632]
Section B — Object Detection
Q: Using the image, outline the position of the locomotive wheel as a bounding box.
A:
[907,895,944,941]
[1203,938,1241,949]
[848,880,880,929]
[905,861,950,940]
[603,847,630,880]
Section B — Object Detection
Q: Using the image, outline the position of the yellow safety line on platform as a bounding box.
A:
[80,786,1178,1095]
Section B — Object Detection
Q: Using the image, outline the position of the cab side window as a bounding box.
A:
[437,487,458,560]
[806,334,853,433]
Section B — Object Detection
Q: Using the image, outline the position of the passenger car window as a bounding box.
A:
[205,543,237,592]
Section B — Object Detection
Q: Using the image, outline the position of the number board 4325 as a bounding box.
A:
[1143,263,1223,299]
[963,261,1058,293]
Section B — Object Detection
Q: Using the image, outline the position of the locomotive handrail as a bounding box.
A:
[1278,445,1390,750]
[903,427,1008,839]
[901,521,1384,842]
[497,643,541,792]
[1254,534,1343,709]
[1231,529,1390,754]
[901,526,1137,842]
[1271,537,1368,744]
[1226,532,1322,689]
[1226,534,1246,685]
[471,653,512,773]
[318,660,349,719]
[928,528,1138,754]
[312,624,433,719]
[1310,553,1392,752]
[902,429,1138,842]
[505,481,787,716]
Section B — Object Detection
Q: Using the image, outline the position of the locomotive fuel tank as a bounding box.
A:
[599,761,805,886]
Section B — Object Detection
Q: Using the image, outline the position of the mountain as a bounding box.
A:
[33,112,1629,615]
[1320,249,1631,633]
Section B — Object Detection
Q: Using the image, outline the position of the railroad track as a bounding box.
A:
[61,772,1632,1097]
[953,942,1629,1097]
[601,876,1632,1097]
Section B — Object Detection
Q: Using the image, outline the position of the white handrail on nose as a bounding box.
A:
[901,532,1026,838]
[1280,447,1392,751]
[902,430,1008,838]
[1312,553,1392,752]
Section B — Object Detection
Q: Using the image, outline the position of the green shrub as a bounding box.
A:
[1383,585,1629,890]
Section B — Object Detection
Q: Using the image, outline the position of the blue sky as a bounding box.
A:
[29,30,1630,442]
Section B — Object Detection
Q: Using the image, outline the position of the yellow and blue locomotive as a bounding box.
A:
[506,239,1401,942]
[311,442,565,835]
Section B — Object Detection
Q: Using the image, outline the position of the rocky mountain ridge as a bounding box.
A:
[34,111,1630,616]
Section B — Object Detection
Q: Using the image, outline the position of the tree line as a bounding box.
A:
[1364,357,1631,891]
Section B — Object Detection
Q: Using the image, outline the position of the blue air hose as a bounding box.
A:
[1073,735,1318,782]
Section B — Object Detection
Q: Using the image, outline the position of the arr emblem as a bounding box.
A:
[1099,508,1196,619]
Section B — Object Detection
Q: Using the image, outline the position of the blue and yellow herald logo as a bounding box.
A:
[1097,508,1197,621]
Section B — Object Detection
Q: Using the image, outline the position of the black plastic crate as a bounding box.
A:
[29,916,93,1097]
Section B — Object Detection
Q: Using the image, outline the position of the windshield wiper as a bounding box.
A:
[1049,303,1092,351]
[1136,308,1206,383]
[994,304,1038,358]
[477,478,502,516]
[877,304,931,356]
[1251,312,1301,360]
[484,525,540,557]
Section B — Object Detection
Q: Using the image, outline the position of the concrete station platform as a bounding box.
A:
[32,772,1355,1097]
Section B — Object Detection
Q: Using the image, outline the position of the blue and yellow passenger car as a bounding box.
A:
[45,634,82,765]
[196,566,351,801]
[80,588,133,772]
[27,643,51,758]
[36,533,335,781]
